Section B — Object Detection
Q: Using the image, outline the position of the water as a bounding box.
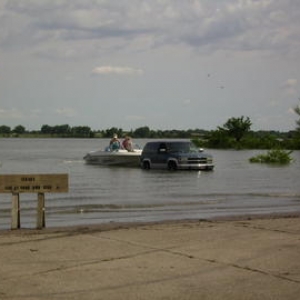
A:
[0,138,299,229]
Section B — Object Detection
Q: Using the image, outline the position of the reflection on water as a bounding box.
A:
[0,138,300,229]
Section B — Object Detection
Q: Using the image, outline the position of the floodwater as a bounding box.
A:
[0,138,299,229]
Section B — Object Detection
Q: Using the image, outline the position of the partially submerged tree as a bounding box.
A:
[294,98,300,132]
[219,116,252,143]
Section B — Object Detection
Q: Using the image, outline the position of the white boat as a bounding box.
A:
[83,146,142,167]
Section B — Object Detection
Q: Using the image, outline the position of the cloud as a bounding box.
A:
[283,78,298,87]
[281,78,298,95]
[288,107,296,115]
[182,99,191,106]
[55,108,77,117]
[1,1,300,132]
[0,108,51,123]
[91,66,144,76]
[2,1,300,58]
[0,108,24,119]
[125,115,146,121]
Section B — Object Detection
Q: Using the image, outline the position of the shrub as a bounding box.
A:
[249,149,293,164]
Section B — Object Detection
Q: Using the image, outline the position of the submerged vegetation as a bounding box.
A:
[249,149,293,165]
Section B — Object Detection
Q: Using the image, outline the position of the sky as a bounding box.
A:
[1,0,300,132]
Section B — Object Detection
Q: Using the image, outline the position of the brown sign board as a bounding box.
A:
[0,174,69,193]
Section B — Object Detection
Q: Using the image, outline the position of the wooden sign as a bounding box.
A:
[0,174,69,194]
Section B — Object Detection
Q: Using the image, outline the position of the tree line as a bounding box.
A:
[1,106,300,150]
[0,124,93,138]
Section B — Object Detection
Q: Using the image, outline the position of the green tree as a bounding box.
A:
[53,124,71,135]
[41,124,53,134]
[293,99,300,149]
[220,116,252,143]
[133,126,150,138]
[294,98,300,132]
[103,127,123,138]
[206,129,233,148]
[71,126,92,137]
[13,125,26,134]
[0,125,11,136]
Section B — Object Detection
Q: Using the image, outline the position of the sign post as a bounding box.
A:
[37,192,46,229]
[0,174,69,229]
[11,193,20,229]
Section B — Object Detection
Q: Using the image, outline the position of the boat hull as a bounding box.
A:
[84,149,142,167]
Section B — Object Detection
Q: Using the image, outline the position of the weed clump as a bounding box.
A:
[249,149,293,164]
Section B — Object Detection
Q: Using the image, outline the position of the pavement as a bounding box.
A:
[1,216,300,299]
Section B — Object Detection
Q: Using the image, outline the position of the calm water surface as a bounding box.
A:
[0,138,299,229]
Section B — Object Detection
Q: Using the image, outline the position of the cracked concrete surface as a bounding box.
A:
[0,217,300,299]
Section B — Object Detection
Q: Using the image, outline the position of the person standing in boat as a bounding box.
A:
[110,134,121,151]
[122,136,134,151]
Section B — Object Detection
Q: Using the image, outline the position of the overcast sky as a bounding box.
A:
[1,0,300,131]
